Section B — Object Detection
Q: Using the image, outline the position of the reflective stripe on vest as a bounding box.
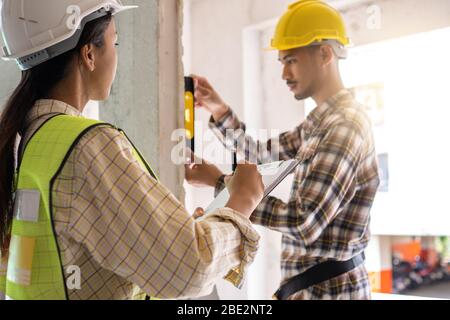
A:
[0,115,158,300]
[0,250,7,300]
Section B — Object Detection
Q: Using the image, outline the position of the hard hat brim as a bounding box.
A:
[265,39,350,60]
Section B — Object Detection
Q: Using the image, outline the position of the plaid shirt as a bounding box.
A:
[12,99,259,300]
[210,90,380,300]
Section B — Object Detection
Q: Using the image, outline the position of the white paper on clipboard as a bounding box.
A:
[201,159,300,217]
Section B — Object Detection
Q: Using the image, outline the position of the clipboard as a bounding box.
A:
[201,159,300,216]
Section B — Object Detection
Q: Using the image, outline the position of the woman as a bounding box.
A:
[0,0,263,300]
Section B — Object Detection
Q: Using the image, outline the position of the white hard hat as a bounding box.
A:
[0,0,137,70]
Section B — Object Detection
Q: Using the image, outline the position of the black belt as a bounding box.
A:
[273,253,365,300]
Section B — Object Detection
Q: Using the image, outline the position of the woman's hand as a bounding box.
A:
[225,164,264,219]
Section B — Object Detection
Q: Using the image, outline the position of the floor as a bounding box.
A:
[403,281,450,299]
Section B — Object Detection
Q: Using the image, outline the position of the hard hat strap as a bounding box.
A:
[309,39,348,60]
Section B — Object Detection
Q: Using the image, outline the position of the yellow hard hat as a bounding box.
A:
[269,0,350,51]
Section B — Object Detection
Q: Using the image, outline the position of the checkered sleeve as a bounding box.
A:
[69,126,259,299]
[250,122,365,247]
[209,109,303,163]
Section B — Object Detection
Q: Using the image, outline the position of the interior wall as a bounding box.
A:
[0,61,19,109]
[0,9,19,108]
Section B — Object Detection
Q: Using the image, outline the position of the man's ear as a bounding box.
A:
[319,45,335,67]
[79,43,96,72]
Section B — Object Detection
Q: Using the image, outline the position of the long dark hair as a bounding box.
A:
[0,13,113,254]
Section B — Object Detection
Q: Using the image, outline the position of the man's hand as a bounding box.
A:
[185,158,224,188]
[188,162,264,219]
[192,75,230,122]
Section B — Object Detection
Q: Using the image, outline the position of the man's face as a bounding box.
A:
[278,46,321,101]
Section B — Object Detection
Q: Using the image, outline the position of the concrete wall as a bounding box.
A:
[102,0,184,197]
[0,47,20,108]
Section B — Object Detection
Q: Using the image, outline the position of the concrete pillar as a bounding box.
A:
[0,57,20,109]
[101,0,185,198]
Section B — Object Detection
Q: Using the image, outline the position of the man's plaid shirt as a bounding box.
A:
[210,90,380,299]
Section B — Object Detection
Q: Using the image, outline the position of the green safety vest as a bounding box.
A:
[0,115,158,300]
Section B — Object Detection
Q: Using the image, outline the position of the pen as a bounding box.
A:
[232,150,237,172]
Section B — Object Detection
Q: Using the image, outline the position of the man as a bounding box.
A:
[186,0,380,300]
